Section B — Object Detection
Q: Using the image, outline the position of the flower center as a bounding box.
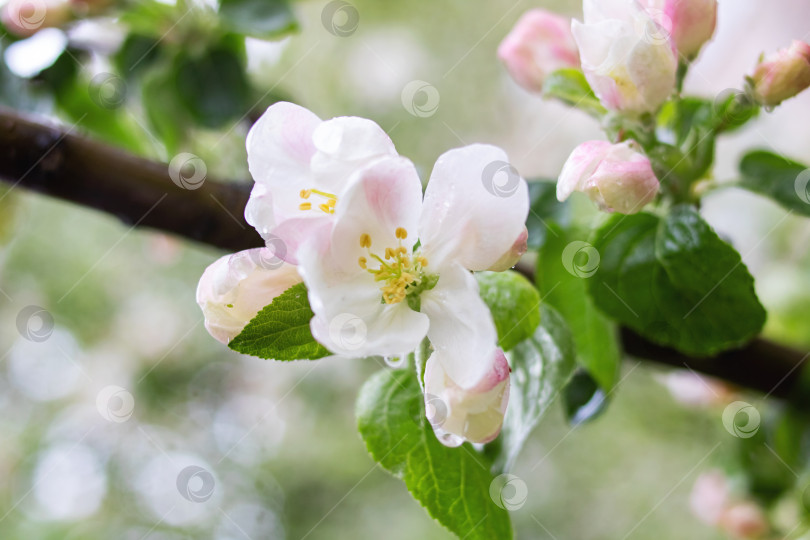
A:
[357,228,430,305]
[298,189,337,214]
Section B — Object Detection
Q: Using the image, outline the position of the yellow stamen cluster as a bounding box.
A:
[358,229,428,304]
[299,188,337,214]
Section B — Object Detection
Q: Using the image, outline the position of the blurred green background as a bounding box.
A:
[2,0,810,538]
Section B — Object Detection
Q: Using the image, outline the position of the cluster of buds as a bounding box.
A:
[500,0,810,215]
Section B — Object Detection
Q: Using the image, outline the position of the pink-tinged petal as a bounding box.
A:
[559,141,658,214]
[419,144,529,271]
[310,116,398,193]
[498,9,579,93]
[269,216,334,265]
[488,226,528,271]
[424,348,510,445]
[689,471,729,525]
[640,0,716,58]
[246,102,322,226]
[719,503,768,539]
[420,263,498,389]
[330,156,423,274]
[573,3,677,113]
[752,40,810,106]
[196,250,302,344]
[556,140,612,201]
[298,240,428,357]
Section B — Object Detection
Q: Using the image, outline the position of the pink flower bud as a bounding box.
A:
[557,140,659,214]
[751,40,810,106]
[719,502,769,539]
[498,9,580,92]
[424,348,510,445]
[1,0,72,37]
[640,0,717,58]
[487,227,528,272]
[572,0,677,113]
[197,248,302,344]
[690,471,730,525]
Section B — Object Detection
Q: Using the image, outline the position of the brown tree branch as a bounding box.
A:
[0,107,807,399]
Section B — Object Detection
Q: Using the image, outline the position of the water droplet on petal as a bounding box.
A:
[434,427,464,448]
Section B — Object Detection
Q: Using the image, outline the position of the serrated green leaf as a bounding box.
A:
[496,305,576,471]
[525,180,570,250]
[536,224,620,391]
[228,283,330,360]
[588,205,766,356]
[739,150,810,217]
[219,0,297,39]
[357,368,513,540]
[476,271,541,351]
[541,68,606,118]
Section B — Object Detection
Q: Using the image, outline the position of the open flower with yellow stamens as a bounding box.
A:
[297,145,529,444]
[245,102,398,263]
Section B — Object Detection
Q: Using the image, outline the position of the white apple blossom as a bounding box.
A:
[572,0,677,113]
[295,146,528,443]
[197,248,302,344]
[245,102,398,263]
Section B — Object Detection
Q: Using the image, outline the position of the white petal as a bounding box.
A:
[557,140,611,201]
[196,249,302,344]
[310,116,398,193]
[245,102,322,226]
[420,262,498,389]
[298,231,429,358]
[330,156,423,274]
[424,348,510,445]
[419,144,529,271]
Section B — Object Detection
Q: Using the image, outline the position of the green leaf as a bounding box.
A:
[541,68,606,117]
[357,368,513,540]
[496,305,577,471]
[536,224,621,391]
[739,150,810,217]
[114,34,163,78]
[588,205,766,356]
[476,271,541,351]
[173,39,251,128]
[219,0,297,39]
[525,180,570,250]
[228,283,331,360]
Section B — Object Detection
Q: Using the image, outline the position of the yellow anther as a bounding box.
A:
[358,257,367,269]
[397,246,408,256]
[318,203,333,214]
[395,227,408,240]
[360,234,372,248]
[385,247,396,260]
[416,256,429,267]
[299,202,312,211]
[300,189,312,199]
[327,198,337,207]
